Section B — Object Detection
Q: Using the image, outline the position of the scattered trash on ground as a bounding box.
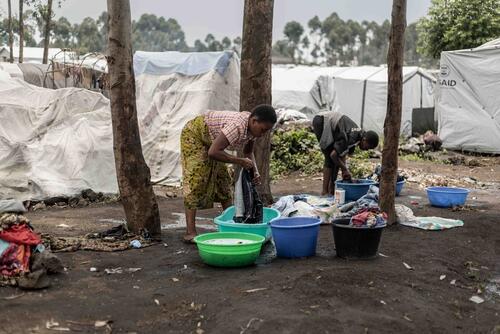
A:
[129,239,142,248]
[239,318,264,334]
[403,262,414,270]
[440,275,446,280]
[469,295,485,304]
[42,224,155,252]
[103,267,141,275]
[46,320,70,331]
[244,287,268,293]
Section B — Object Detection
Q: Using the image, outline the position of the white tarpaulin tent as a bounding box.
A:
[332,66,435,135]
[437,39,500,153]
[135,51,240,186]
[272,65,348,118]
[0,51,240,200]
[0,71,117,200]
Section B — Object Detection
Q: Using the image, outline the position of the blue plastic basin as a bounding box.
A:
[375,180,405,196]
[270,217,321,258]
[426,186,470,208]
[213,206,280,241]
[336,179,376,201]
[396,180,405,196]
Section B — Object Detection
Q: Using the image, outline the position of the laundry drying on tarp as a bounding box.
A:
[395,204,464,230]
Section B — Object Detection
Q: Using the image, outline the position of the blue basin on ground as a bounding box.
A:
[426,186,469,207]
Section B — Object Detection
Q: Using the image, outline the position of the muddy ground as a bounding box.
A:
[1,159,499,334]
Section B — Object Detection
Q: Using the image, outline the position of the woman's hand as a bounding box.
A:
[253,174,262,185]
[239,158,254,169]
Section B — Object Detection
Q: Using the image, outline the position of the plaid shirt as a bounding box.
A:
[204,110,254,150]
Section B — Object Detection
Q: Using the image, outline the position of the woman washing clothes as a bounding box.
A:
[312,112,379,196]
[180,105,277,243]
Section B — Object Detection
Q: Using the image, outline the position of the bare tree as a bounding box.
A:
[240,0,274,204]
[107,0,161,238]
[42,0,53,64]
[18,0,24,63]
[379,0,407,224]
[8,0,14,62]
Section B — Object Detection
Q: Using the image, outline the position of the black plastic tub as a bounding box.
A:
[332,218,385,259]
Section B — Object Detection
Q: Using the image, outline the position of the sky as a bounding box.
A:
[0,0,432,45]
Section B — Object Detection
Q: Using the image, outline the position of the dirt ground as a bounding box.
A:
[1,159,499,334]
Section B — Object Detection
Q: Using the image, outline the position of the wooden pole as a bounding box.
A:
[107,0,161,238]
[240,0,275,204]
[379,0,407,224]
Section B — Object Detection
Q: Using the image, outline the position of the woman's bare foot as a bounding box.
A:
[182,233,197,244]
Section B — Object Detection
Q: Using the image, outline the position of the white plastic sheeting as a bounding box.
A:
[0,51,240,200]
[0,76,117,200]
[135,51,240,186]
[437,39,500,153]
[272,65,347,117]
[332,66,435,135]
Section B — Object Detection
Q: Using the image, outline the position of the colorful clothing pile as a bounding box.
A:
[351,208,387,227]
[0,213,42,276]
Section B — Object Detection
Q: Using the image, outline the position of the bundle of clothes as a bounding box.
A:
[272,185,387,228]
[233,169,263,224]
[336,185,387,228]
[272,194,338,223]
[0,200,63,289]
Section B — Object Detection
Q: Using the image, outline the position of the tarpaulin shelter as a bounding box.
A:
[272,65,347,118]
[135,50,240,186]
[331,66,436,136]
[0,51,240,200]
[436,38,500,153]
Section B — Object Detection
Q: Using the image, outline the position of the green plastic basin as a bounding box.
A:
[194,232,265,267]
[213,206,280,241]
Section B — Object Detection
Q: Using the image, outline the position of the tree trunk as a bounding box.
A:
[106,0,161,238]
[18,0,24,63]
[7,0,14,63]
[379,0,407,225]
[42,0,53,64]
[240,0,274,204]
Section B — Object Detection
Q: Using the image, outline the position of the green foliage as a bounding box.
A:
[349,147,376,179]
[417,0,500,59]
[132,14,188,52]
[273,12,434,67]
[273,20,306,63]
[270,128,324,178]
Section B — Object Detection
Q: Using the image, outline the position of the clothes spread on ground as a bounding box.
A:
[234,169,263,224]
[272,194,338,223]
[395,204,464,230]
